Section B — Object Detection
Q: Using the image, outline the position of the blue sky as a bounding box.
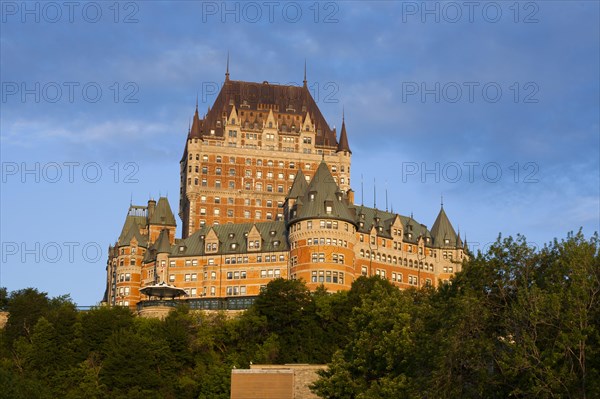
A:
[1,1,598,306]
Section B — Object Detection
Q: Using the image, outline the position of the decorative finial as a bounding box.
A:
[342,106,345,122]
[441,194,444,208]
[195,93,198,110]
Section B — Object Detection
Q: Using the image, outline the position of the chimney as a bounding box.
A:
[347,189,355,205]
[148,199,156,221]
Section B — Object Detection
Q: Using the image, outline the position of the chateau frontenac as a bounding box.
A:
[103,67,468,312]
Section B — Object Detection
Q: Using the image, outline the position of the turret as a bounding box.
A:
[287,161,357,291]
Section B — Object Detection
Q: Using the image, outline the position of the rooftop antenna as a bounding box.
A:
[225,52,230,81]
[373,178,376,208]
[361,174,364,206]
[385,180,388,212]
[303,59,307,87]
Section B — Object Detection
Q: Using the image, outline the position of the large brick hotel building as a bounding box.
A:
[102,67,467,311]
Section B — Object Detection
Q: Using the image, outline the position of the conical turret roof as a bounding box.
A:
[430,206,459,248]
[337,116,351,153]
[292,161,355,224]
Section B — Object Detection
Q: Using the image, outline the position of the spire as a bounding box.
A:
[303,59,307,87]
[225,52,230,82]
[336,109,351,153]
[189,101,202,139]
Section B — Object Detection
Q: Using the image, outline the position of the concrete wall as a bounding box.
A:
[231,364,326,399]
[0,311,8,329]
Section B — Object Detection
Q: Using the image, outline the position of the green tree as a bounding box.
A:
[4,288,50,348]
[253,278,321,363]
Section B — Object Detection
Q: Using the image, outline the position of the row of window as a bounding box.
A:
[186,154,302,170]
[361,267,432,286]
[306,238,349,248]
[167,254,287,267]
[119,247,144,255]
[200,208,283,220]
[311,270,345,284]
[358,250,436,271]
[226,270,247,280]
[311,253,346,264]
[226,286,247,296]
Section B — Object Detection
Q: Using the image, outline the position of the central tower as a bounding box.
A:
[179,67,351,238]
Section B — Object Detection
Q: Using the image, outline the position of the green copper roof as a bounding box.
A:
[117,206,148,247]
[287,168,308,199]
[170,221,289,257]
[155,229,172,253]
[430,206,460,248]
[291,161,356,225]
[149,197,177,226]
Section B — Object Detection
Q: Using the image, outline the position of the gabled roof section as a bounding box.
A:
[171,221,288,257]
[199,79,338,147]
[155,229,172,254]
[353,206,430,243]
[337,117,351,153]
[287,168,308,199]
[292,161,355,224]
[149,197,177,226]
[430,206,459,248]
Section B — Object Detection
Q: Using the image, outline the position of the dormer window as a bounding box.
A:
[269,230,276,237]
[309,192,316,201]
[179,246,185,252]
[444,238,450,245]
[230,243,237,250]
[273,240,280,247]
[228,233,235,239]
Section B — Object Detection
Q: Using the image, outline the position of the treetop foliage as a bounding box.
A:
[0,230,597,398]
